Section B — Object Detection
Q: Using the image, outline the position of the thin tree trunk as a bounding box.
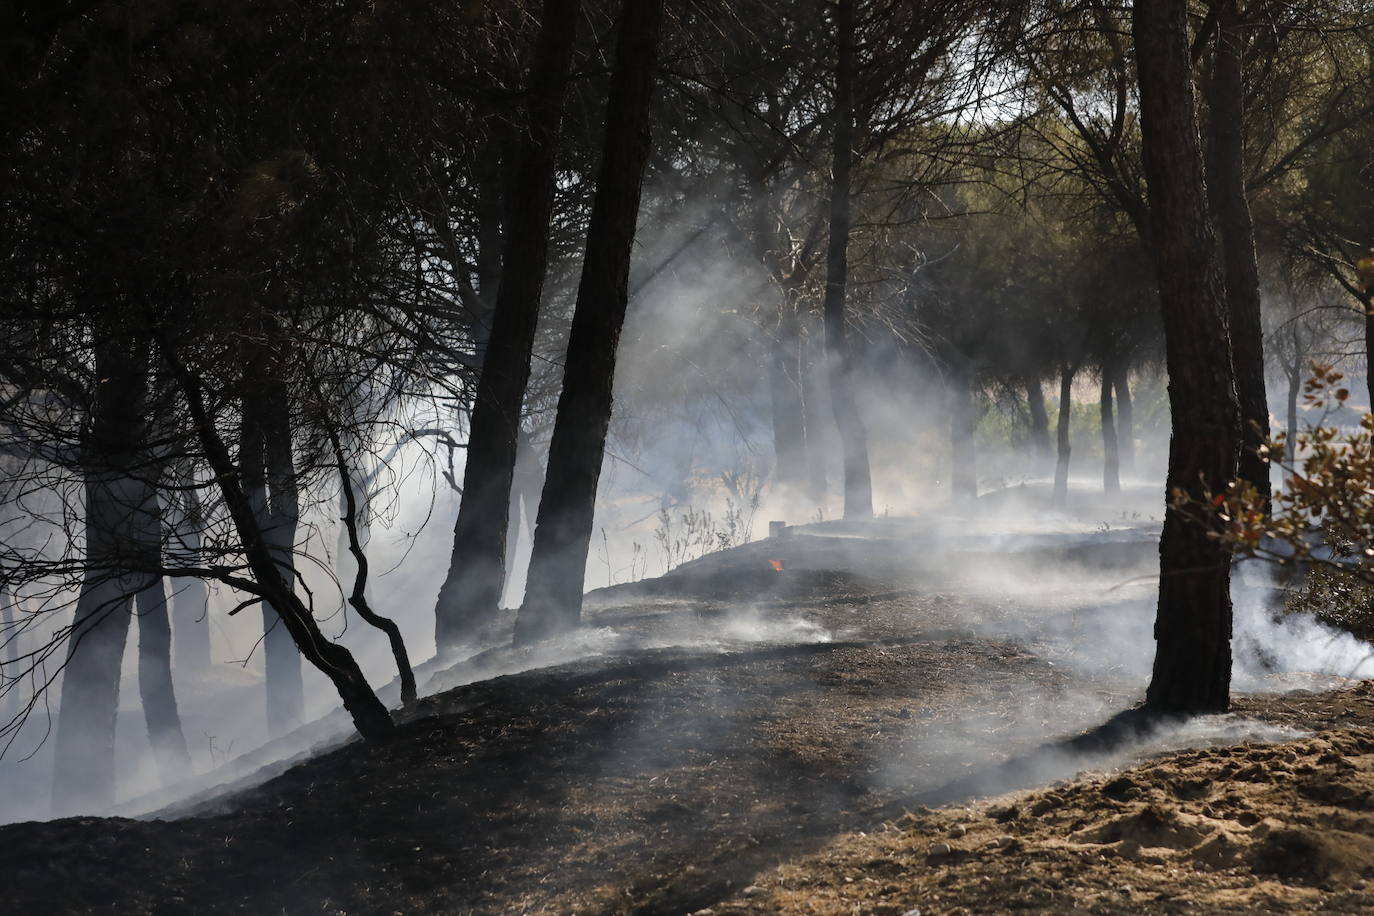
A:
[516,0,665,644]
[801,323,829,507]
[0,587,17,661]
[242,383,304,737]
[434,0,582,655]
[1100,370,1121,495]
[949,365,977,500]
[1134,0,1241,715]
[1285,362,1300,472]
[1053,365,1073,507]
[1113,363,1135,475]
[168,468,211,673]
[165,347,393,743]
[821,0,874,520]
[470,114,508,357]
[770,303,807,496]
[134,519,191,783]
[1026,377,1051,474]
[1205,0,1268,512]
[53,338,147,814]
[319,397,416,707]
[502,426,544,608]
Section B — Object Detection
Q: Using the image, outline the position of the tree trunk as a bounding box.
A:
[242,383,304,737]
[133,507,192,783]
[949,365,977,500]
[0,587,13,657]
[770,303,808,496]
[821,0,874,521]
[167,349,393,744]
[470,113,508,356]
[168,468,211,673]
[515,0,665,644]
[801,323,829,507]
[1113,363,1135,475]
[1134,0,1241,715]
[1100,370,1121,494]
[1026,377,1051,474]
[1285,361,1300,472]
[434,0,582,655]
[1053,366,1073,506]
[502,426,544,608]
[1205,0,1268,512]
[53,338,148,814]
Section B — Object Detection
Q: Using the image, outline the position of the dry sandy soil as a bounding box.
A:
[5,517,1373,914]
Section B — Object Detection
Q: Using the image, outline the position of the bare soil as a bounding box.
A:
[5,523,1372,914]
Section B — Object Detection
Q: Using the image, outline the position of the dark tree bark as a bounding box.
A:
[769,303,808,496]
[801,326,830,506]
[1113,363,1135,474]
[1283,321,1307,464]
[133,524,191,783]
[53,337,153,814]
[821,0,874,520]
[166,348,393,744]
[1100,370,1121,494]
[0,587,17,668]
[1026,377,1052,474]
[319,399,416,707]
[1134,0,1241,715]
[434,0,582,655]
[167,466,211,672]
[241,380,304,737]
[949,365,978,500]
[515,0,665,644]
[1053,365,1074,507]
[502,426,544,606]
[1204,0,1269,512]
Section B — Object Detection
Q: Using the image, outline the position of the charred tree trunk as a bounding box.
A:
[770,303,808,496]
[1053,365,1074,507]
[470,116,508,356]
[1026,377,1052,474]
[165,346,393,743]
[502,426,544,607]
[133,501,191,783]
[317,393,416,708]
[1113,363,1135,475]
[821,0,874,520]
[1284,326,1305,467]
[1134,0,1241,715]
[53,337,149,814]
[242,379,304,738]
[434,0,582,654]
[1100,370,1121,495]
[515,0,665,644]
[0,587,17,668]
[1205,0,1268,512]
[949,365,977,501]
[168,466,211,672]
[802,324,830,507]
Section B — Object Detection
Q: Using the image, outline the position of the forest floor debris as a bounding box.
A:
[6,522,1374,914]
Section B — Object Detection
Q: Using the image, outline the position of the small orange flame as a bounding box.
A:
[768,558,785,572]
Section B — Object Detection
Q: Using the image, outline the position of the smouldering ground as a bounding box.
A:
[6,519,1373,914]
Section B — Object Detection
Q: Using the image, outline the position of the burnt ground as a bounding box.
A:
[6,520,1374,914]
